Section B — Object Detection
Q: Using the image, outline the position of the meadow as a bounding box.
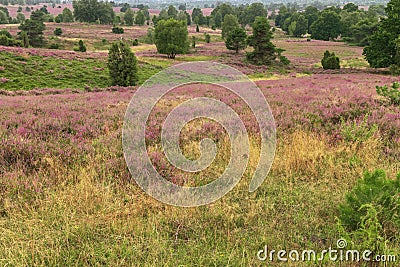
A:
[0,21,399,266]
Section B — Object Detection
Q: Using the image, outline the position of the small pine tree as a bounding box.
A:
[78,40,86,52]
[191,36,196,48]
[225,27,247,53]
[107,41,138,86]
[321,50,340,70]
[204,33,210,43]
[246,16,276,65]
[112,26,124,34]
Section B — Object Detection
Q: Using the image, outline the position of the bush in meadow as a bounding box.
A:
[112,26,124,34]
[49,43,60,49]
[54,28,63,36]
[196,24,199,32]
[321,50,340,70]
[191,36,196,48]
[74,40,86,52]
[204,33,211,43]
[376,82,400,106]
[107,41,138,86]
[132,39,139,46]
[339,170,400,239]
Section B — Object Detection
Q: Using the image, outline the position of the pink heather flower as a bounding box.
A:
[0,77,10,83]
[0,66,5,71]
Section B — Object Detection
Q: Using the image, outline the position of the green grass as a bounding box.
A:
[0,52,165,90]
[341,58,369,68]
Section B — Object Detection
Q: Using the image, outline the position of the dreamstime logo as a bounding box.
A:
[122,62,276,207]
[257,238,397,263]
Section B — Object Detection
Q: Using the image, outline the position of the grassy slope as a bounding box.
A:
[0,52,164,90]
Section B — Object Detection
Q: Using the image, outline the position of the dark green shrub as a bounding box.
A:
[204,33,210,43]
[191,36,196,48]
[339,170,400,239]
[49,43,60,49]
[0,30,12,38]
[55,14,62,23]
[321,50,340,70]
[196,24,199,32]
[108,41,138,86]
[376,82,400,106]
[54,28,62,36]
[132,39,139,46]
[0,35,22,47]
[0,35,9,46]
[74,40,86,52]
[112,26,124,34]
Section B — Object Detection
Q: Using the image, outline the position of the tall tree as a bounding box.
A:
[211,3,234,23]
[363,0,400,67]
[73,0,114,24]
[62,7,74,22]
[221,14,240,39]
[124,7,134,26]
[154,18,189,59]
[304,6,319,33]
[135,10,145,26]
[108,41,138,86]
[242,3,267,26]
[191,8,205,25]
[18,10,45,47]
[158,9,168,21]
[167,5,178,19]
[310,11,341,41]
[247,16,276,65]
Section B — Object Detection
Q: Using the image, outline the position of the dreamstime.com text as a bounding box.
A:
[257,239,397,263]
